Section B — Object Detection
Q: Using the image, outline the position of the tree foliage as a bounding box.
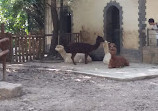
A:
[0,0,74,57]
[0,0,45,34]
[48,0,73,57]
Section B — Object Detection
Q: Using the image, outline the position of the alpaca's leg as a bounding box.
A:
[108,62,113,68]
[108,64,112,68]
[85,53,88,64]
[121,58,129,66]
[108,59,115,68]
[71,53,77,65]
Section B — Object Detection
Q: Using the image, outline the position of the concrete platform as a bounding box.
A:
[7,61,158,81]
[0,82,22,100]
[52,62,158,81]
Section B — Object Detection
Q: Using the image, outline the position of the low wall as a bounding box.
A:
[143,46,158,64]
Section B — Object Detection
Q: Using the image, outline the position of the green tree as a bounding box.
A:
[0,0,73,58]
[0,0,27,33]
[48,0,73,57]
[47,0,59,57]
[0,0,45,34]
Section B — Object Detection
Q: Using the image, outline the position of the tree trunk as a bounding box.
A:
[48,0,59,57]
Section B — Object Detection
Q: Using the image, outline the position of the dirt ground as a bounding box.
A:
[0,63,158,111]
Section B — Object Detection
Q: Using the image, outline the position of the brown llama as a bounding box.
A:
[65,36,105,65]
[108,43,129,68]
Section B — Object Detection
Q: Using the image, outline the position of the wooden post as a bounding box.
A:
[0,24,10,81]
[0,38,9,81]
[9,33,13,62]
[2,56,7,81]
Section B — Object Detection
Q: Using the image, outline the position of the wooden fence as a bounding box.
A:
[45,33,81,44]
[1,24,82,63]
[45,33,81,53]
[64,33,81,44]
[10,34,45,63]
[0,24,45,63]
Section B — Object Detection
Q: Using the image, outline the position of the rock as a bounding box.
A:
[0,82,22,100]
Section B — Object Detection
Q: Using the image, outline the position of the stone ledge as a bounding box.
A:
[143,46,158,64]
[0,82,22,100]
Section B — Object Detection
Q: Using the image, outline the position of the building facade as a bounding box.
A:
[45,0,158,63]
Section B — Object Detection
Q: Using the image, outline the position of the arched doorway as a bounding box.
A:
[104,3,122,54]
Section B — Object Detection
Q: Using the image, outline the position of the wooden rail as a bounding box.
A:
[0,23,44,64]
[45,33,81,45]
[11,34,44,63]
[64,33,81,43]
[0,23,10,81]
[0,38,9,81]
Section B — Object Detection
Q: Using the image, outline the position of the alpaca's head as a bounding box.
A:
[109,43,117,55]
[96,36,105,43]
[55,45,64,52]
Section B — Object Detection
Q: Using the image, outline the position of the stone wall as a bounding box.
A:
[143,46,158,64]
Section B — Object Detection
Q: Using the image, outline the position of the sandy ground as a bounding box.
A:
[0,63,158,111]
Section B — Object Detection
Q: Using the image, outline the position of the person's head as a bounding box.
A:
[148,18,155,25]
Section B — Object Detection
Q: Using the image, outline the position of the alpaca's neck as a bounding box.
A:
[111,54,117,59]
[104,49,109,53]
[93,41,101,50]
[104,44,109,53]
[58,50,67,60]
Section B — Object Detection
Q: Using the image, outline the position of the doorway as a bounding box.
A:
[106,6,121,54]
[63,8,72,33]
[60,7,72,46]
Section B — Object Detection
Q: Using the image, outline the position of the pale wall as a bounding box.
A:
[70,0,139,49]
[146,0,158,46]
[146,0,158,27]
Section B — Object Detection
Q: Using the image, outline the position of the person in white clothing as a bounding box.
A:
[148,18,158,46]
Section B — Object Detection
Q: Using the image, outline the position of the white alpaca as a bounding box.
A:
[55,45,92,63]
[103,41,111,64]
